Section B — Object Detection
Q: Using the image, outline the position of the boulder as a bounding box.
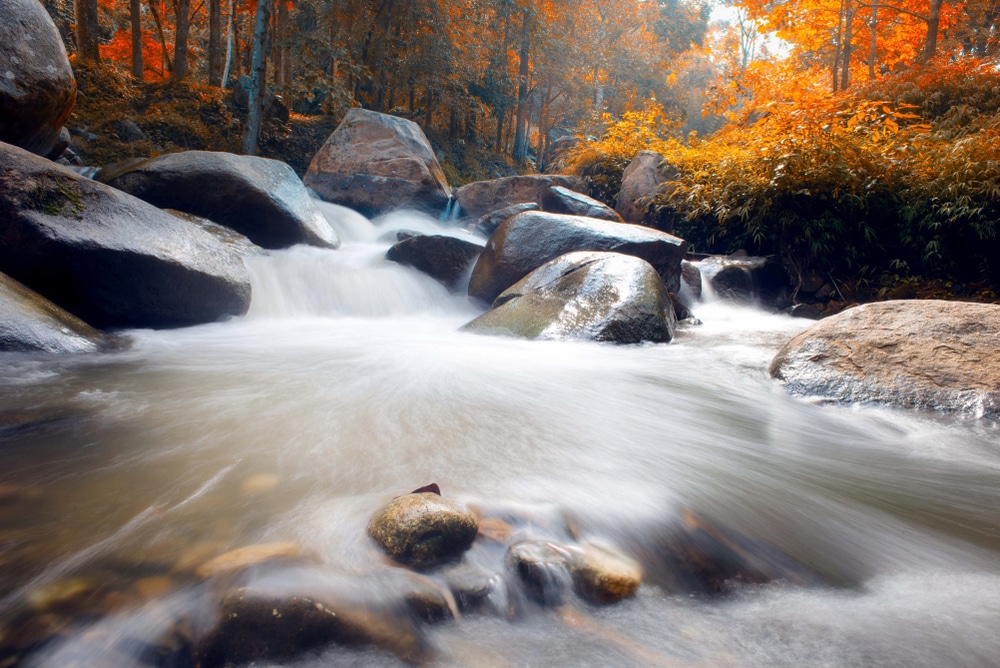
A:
[506,540,573,605]
[681,260,702,301]
[464,251,676,344]
[475,202,539,237]
[367,493,479,568]
[468,211,686,304]
[769,300,1000,416]
[542,186,623,222]
[0,272,109,354]
[304,108,450,215]
[570,543,642,604]
[101,151,339,250]
[615,151,675,224]
[0,0,76,156]
[385,235,484,291]
[455,175,586,220]
[699,255,791,309]
[110,119,146,143]
[0,142,251,329]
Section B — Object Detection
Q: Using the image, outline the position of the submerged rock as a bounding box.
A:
[469,211,686,304]
[100,151,339,250]
[0,272,109,354]
[386,235,484,291]
[464,251,675,344]
[304,108,451,215]
[195,542,305,579]
[542,186,623,222]
[455,175,585,220]
[770,299,1000,416]
[367,493,479,568]
[0,0,76,157]
[0,142,251,329]
[570,543,642,604]
[506,540,573,605]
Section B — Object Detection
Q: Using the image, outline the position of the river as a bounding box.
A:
[1,206,999,667]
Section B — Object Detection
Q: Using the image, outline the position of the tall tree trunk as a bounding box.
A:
[130,0,143,78]
[271,0,287,85]
[832,0,845,93]
[279,0,291,83]
[172,0,191,81]
[208,0,223,85]
[512,8,531,162]
[869,0,878,79]
[840,0,853,90]
[149,0,172,74]
[242,0,271,155]
[227,0,239,83]
[919,0,943,61]
[74,0,100,63]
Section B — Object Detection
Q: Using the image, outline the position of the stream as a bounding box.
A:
[1,205,1000,667]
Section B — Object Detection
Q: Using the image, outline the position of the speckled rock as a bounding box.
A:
[0,272,109,353]
[367,493,479,567]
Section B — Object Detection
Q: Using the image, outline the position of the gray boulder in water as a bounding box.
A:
[469,210,685,304]
[100,151,339,250]
[464,251,675,344]
[455,174,585,220]
[0,0,76,157]
[0,272,110,353]
[385,235,484,291]
[304,108,451,215]
[542,185,623,222]
[0,142,251,329]
[770,299,1000,416]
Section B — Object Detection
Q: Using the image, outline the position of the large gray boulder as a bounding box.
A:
[542,185,622,222]
[0,272,109,353]
[0,142,251,329]
[100,151,339,250]
[615,151,674,224]
[464,251,675,344]
[769,300,1000,415]
[455,175,585,220]
[469,211,686,304]
[385,235,484,292]
[304,108,451,215]
[0,0,76,156]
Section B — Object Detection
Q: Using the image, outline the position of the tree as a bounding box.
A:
[242,0,271,155]
[209,0,223,85]
[172,0,191,80]
[74,0,100,62]
[131,0,143,77]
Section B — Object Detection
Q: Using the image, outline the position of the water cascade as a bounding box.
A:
[1,208,999,667]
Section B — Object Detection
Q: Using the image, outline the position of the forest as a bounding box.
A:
[48,0,1000,298]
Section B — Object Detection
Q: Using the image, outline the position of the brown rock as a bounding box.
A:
[770,300,1000,415]
[0,0,76,156]
[195,542,304,579]
[542,186,623,222]
[455,175,586,220]
[615,151,675,224]
[505,540,573,605]
[304,108,451,215]
[367,493,479,567]
[569,543,642,604]
[385,234,484,291]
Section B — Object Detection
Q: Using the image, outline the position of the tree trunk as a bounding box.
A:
[130,0,143,78]
[841,0,853,90]
[869,0,878,79]
[919,0,943,61]
[271,0,288,85]
[512,8,531,162]
[242,0,271,156]
[149,0,172,74]
[74,0,100,63]
[227,0,239,83]
[172,0,191,81]
[208,0,223,85]
[832,0,845,93]
[280,0,291,83]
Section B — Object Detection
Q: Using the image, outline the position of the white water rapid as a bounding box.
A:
[1,206,999,667]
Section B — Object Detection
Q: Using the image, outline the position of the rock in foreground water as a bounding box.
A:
[570,543,642,604]
[368,493,479,567]
[464,251,675,344]
[770,299,1000,416]
[0,273,109,354]
[0,143,251,329]
[469,211,685,304]
[0,0,76,156]
[101,151,339,250]
[542,186,623,222]
[304,108,451,215]
[386,235,484,291]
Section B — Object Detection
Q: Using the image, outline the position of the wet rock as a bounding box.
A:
[194,583,430,666]
[542,186,623,222]
[615,151,675,224]
[700,255,792,309]
[770,300,1000,416]
[133,576,173,599]
[442,563,500,612]
[367,493,479,568]
[195,542,305,579]
[0,272,110,354]
[465,251,675,344]
[670,293,695,323]
[27,578,99,613]
[477,517,515,545]
[0,142,252,329]
[570,543,642,604]
[0,0,76,156]
[304,108,451,215]
[475,202,540,237]
[469,211,686,304]
[386,235,484,291]
[789,303,823,320]
[711,264,754,303]
[505,540,573,605]
[455,175,586,220]
[681,260,703,300]
[111,119,146,143]
[101,150,339,250]
[164,209,264,258]
[46,127,71,161]
[373,569,458,622]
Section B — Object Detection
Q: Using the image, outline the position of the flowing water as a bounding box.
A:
[1,205,1000,667]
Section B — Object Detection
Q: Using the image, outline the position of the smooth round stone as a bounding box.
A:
[570,543,642,604]
[367,493,479,567]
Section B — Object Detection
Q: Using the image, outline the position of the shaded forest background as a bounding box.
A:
[49,0,1000,298]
